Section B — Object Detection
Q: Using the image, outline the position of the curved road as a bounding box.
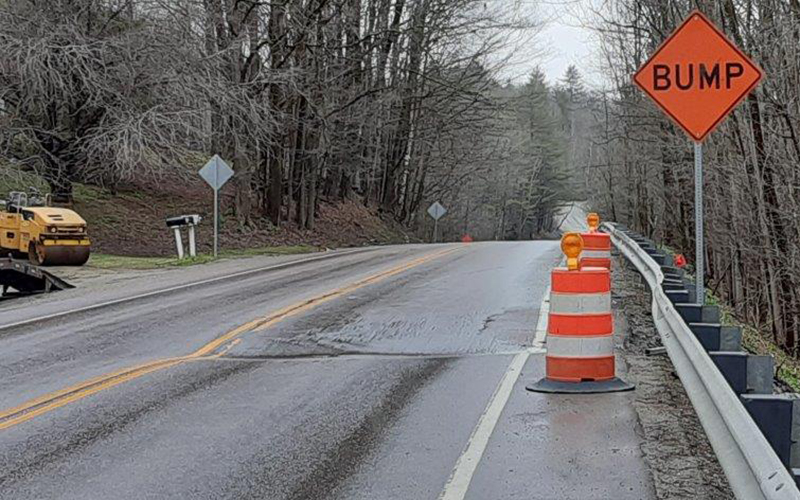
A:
[0,242,655,499]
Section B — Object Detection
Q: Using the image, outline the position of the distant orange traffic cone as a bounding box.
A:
[527,233,633,393]
[461,234,473,243]
[580,213,611,270]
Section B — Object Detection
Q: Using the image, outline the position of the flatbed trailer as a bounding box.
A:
[0,257,74,298]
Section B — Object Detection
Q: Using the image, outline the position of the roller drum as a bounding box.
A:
[29,244,90,266]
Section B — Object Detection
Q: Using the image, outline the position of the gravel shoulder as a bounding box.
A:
[612,250,734,500]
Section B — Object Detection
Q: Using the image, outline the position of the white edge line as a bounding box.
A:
[437,258,555,499]
[531,284,550,353]
[438,349,530,500]
[529,255,564,353]
[0,247,377,332]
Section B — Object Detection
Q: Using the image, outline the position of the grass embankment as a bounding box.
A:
[667,252,800,391]
[2,163,414,262]
[88,245,320,270]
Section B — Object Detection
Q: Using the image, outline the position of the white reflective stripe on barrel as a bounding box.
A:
[549,292,611,315]
[581,249,611,258]
[546,335,615,358]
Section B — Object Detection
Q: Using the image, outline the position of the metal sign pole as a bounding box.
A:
[694,141,704,305]
[213,188,219,258]
[214,157,219,258]
[427,202,446,243]
[199,155,233,259]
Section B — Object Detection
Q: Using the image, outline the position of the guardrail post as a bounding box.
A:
[748,356,776,395]
[741,395,800,483]
[690,323,723,351]
[675,304,720,324]
[710,352,749,394]
[688,324,745,353]
[666,289,691,304]
[721,326,743,351]
[663,279,687,291]
[661,266,685,279]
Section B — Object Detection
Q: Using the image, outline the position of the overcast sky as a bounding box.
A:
[538,2,601,86]
[497,0,606,88]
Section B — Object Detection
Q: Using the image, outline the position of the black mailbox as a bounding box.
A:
[166,214,202,228]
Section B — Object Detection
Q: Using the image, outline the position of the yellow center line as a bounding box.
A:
[0,359,186,431]
[213,338,241,358]
[0,246,460,431]
[0,357,188,423]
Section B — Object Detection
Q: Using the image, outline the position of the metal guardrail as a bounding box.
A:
[604,222,800,500]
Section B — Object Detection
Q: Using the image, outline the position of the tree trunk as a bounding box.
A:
[266,1,288,225]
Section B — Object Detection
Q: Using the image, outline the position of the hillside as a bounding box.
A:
[76,187,414,257]
[1,168,417,259]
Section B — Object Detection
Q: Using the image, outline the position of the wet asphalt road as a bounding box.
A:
[0,242,655,499]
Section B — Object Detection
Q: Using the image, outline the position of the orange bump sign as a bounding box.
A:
[633,10,762,142]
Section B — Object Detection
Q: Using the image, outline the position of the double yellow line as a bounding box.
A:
[0,247,459,431]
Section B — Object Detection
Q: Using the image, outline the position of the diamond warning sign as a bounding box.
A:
[633,10,763,142]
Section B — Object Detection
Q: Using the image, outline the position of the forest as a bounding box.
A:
[10,0,798,362]
[583,0,800,358]
[0,0,581,242]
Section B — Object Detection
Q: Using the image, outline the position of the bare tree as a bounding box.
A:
[586,0,800,356]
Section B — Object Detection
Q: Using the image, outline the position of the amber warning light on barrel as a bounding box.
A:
[561,233,584,271]
[587,213,600,232]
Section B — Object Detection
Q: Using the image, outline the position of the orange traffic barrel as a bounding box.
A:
[580,213,611,269]
[527,233,633,393]
[580,232,612,269]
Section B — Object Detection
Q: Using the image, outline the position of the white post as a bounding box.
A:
[173,227,185,260]
[694,141,704,305]
[188,225,197,257]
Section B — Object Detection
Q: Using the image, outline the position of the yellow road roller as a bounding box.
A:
[0,190,91,266]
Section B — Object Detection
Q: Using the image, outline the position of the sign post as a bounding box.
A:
[199,155,234,257]
[694,142,704,304]
[633,10,762,304]
[427,202,447,243]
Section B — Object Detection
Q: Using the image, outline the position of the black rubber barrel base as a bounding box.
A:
[526,377,634,394]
